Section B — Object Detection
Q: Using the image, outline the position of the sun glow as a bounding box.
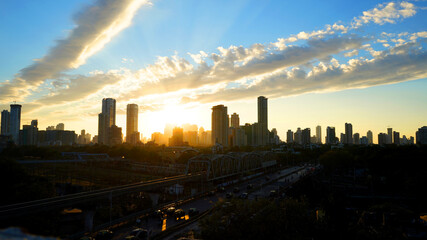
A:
[140,103,210,139]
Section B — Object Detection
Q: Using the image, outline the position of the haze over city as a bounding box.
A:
[1,0,427,142]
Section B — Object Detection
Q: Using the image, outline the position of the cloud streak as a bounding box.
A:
[0,0,149,103]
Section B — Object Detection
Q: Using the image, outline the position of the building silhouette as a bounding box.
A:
[416,126,427,144]
[387,128,393,144]
[169,127,184,146]
[10,104,22,144]
[212,105,229,147]
[1,110,10,136]
[316,125,321,144]
[126,103,139,145]
[56,123,64,131]
[286,130,293,143]
[353,133,360,145]
[378,133,388,145]
[257,96,268,146]
[326,126,336,144]
[98,98,116,145]
[230,113,239,128]
[20,120,38,146]
[367,130,373,144]
[108,125,122,145]
[294,128,302,145]
[345,123,353,145]
[393,131,400,145]
[302,128,311,145]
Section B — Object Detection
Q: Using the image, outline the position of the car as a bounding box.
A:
[155,209,163,218]
[247,184,253,190]
[188,208,199,216]
[233,187,240,193]
[226,192,234,199]
[239,192,248,199]
[174,209,185,219]
[125,228,149,240]
[94,229,113,240]
[166,206,176,215]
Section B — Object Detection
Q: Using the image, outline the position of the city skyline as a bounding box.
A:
[0,0,427,142]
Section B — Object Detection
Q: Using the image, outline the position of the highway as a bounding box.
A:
[0,174,201,219]
[112,165,313,240]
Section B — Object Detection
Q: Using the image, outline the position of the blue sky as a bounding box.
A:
[0,0,426,142]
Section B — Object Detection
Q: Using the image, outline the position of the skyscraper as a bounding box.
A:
[294,128,302,145]
[257,96,268,145]
[387,128,393,144]
[10,104,22,144]
[302,128,311,145]
[367,130,373,144]
[316,125,321,144]
[1,110,10,136]
[393,131,400,145]
[20,120,38,146]
[416,126,427,145]
[212,105,229,146]
[286,130,293,143]
[353,133,360,144]
[169,127,184,146]
[98,98,116,144]
[230,113,239,128]
[326,126,336,144]
[126,104,139,144]
[378,133,388,145]
[345,123,353,145]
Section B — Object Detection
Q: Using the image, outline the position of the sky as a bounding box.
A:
[0,0,427,143]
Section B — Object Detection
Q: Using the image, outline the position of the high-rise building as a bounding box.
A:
[241,123,255,146]
[212,105,229,146]
[367,130,373,144]
[257,96,268,145]
[20,120,38,146]
[387,128,393,144]
[126,104,139,145]
[294,128,302,145]
[393,131,400,145]
[108,125,122,145]
[10,104,22,144]
[345,123,353,145]
[353,133,360,145]
[230,113,239,128]
[416,126,427,145]
[316,126,322,144]
[302,128,311,145]
[170,127,184,146]
[98,98,116,145]
[286,130,293,143]
[326,127,336,144]
[56,123,64,131]
[315,125,321,144]
[1,110,10,136]
[378,133,388,145]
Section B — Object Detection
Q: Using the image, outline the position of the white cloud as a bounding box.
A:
[352,1,416,28]
[344,49,359,57]
[0,0,149,103]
